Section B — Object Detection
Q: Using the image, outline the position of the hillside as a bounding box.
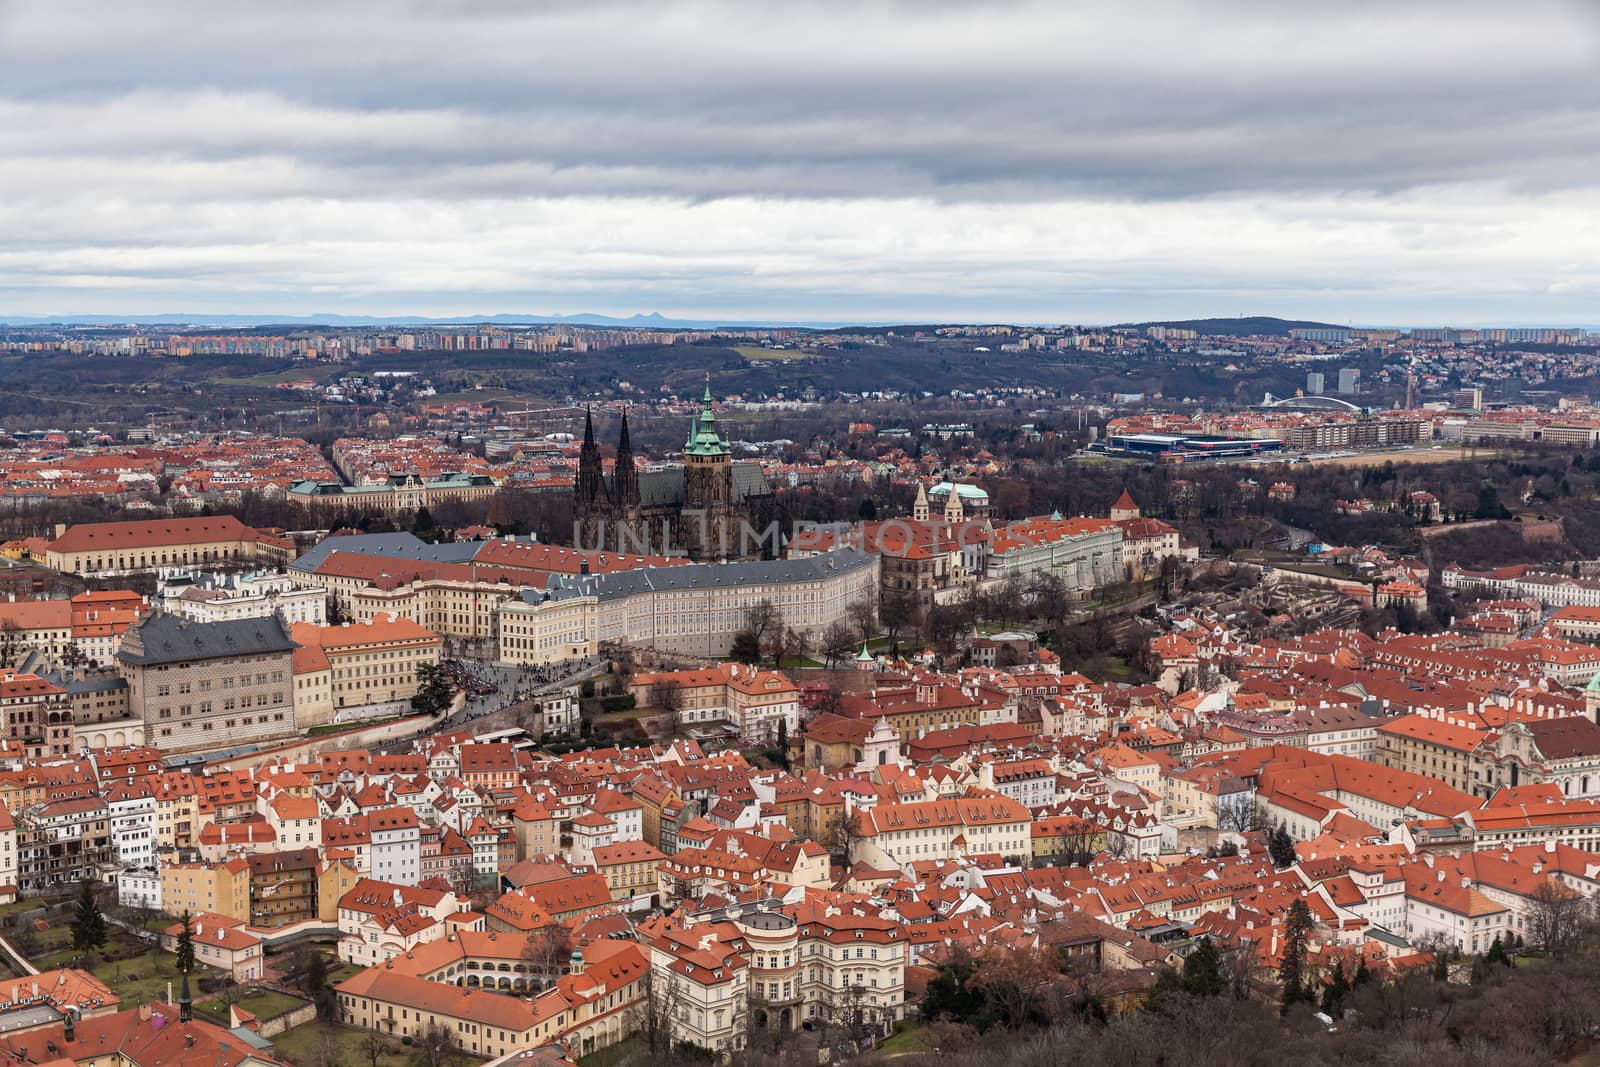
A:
[1118,316,1347,337]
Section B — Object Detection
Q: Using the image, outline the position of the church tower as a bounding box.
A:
[943,487,964,524]
[574,407,607,548]
[682,377,733,559]
[913,482,929,522]
[613,407,640,530]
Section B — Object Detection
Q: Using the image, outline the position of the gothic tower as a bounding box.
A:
[574,407,607,548]
[614,407,640,523]
[682,378,733,559]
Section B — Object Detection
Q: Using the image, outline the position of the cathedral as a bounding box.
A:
[573,383,776,560]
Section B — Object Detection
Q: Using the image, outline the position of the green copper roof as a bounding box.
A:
[856,642,875,662]
[1586,671,1600,693]
[684,376,731,457]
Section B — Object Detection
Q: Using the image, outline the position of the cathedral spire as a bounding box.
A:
[614,406,639,516]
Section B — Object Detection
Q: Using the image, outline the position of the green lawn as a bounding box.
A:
[197,988,306,1022]
[578,1037,641,1067]
[877,1021,925,1053]
[271,1022,429,1067]
[85,950,193,1008]
[735,345,821,362]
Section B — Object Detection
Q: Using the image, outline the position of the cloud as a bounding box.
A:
[1,1,1598,320]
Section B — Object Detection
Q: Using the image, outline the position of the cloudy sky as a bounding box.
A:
[3,1,1599,325]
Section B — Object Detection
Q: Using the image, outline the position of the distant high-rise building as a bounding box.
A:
[1453,386,1484,411]
[1337,368,1361,395]
[1306,372,1325,395]
[1289,327,1351,343]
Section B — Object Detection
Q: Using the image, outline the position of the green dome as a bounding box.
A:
[1586,671,1600,693]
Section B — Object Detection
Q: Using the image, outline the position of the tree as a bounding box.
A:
[1485,935,1512,968]
[776,716,789,770]
[520,923,573,989]
[411,1023,462,1067]
[822,810,866,862]
[1181,937,1226,998]
[743,599,781,649]
[0,620,22,670]
[174,911,195,974]
[360,1029,389,1067]
[1278,898,1314,1011]
[411,662,454,716]
[653,682,684,722]
[71,880,107,954]
[847,596,878,645]
[820,620,857,668]
[730,629,762,664]
[880,590,915,657]
[629,967,683,1057]
[1267,824,1297,869]
[1528,878,1589,959]
[299,948,335,1018]
[1320,961,1349,1014]
[1217,793,1259,834]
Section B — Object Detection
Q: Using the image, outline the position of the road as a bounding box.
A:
[374,655,608,753]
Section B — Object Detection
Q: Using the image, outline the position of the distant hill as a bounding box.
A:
[0,311,859,330]
[1117,316,1346,337]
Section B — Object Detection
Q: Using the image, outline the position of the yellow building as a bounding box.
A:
[289,616,443,728]
[44,517,292,576]
[592,840,666,900]
[160,858,250,922]
[497,592,599,666]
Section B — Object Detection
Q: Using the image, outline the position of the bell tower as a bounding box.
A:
[682,376,733,559]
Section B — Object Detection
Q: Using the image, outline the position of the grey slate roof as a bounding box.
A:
[528,547,875,604]
[289,532,480,573]
[117,612,297,666]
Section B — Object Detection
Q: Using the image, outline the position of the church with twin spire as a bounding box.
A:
[573,380,776,560]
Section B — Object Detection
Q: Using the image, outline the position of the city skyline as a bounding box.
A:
[3,2,1599,323]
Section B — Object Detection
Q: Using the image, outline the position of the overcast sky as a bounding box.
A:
[3,1,1599,325]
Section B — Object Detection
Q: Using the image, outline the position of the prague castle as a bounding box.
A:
[574,382,774,560]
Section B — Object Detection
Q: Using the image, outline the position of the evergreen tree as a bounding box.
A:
[411,662,454,716]
[730,630,762,664]
[1268,824,1298,868]
[70,880,106,953]
[775,717,789,769]
[175,911,195,974]
[1352,955,1372,987]
[1279,898,1314,1012]
[1432,951,1450,982]
[1320,962,1349,1014]
[1485,935,1512,968]
[1181,937,1226,998]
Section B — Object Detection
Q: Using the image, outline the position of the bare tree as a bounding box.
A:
[820,621,856,668]
[360,1029,389,1067]
[846,596,878,646]
[744,600,782,649]
[0,620,23,670]
[654,682,684,724]
[629,966,684,1057]
[410,1024,462,1067]
[520,923,574,990]
[822,810,867,863]
[1217,792,1260,833]
[879,590,915,657]
[1528,878,1590,959]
